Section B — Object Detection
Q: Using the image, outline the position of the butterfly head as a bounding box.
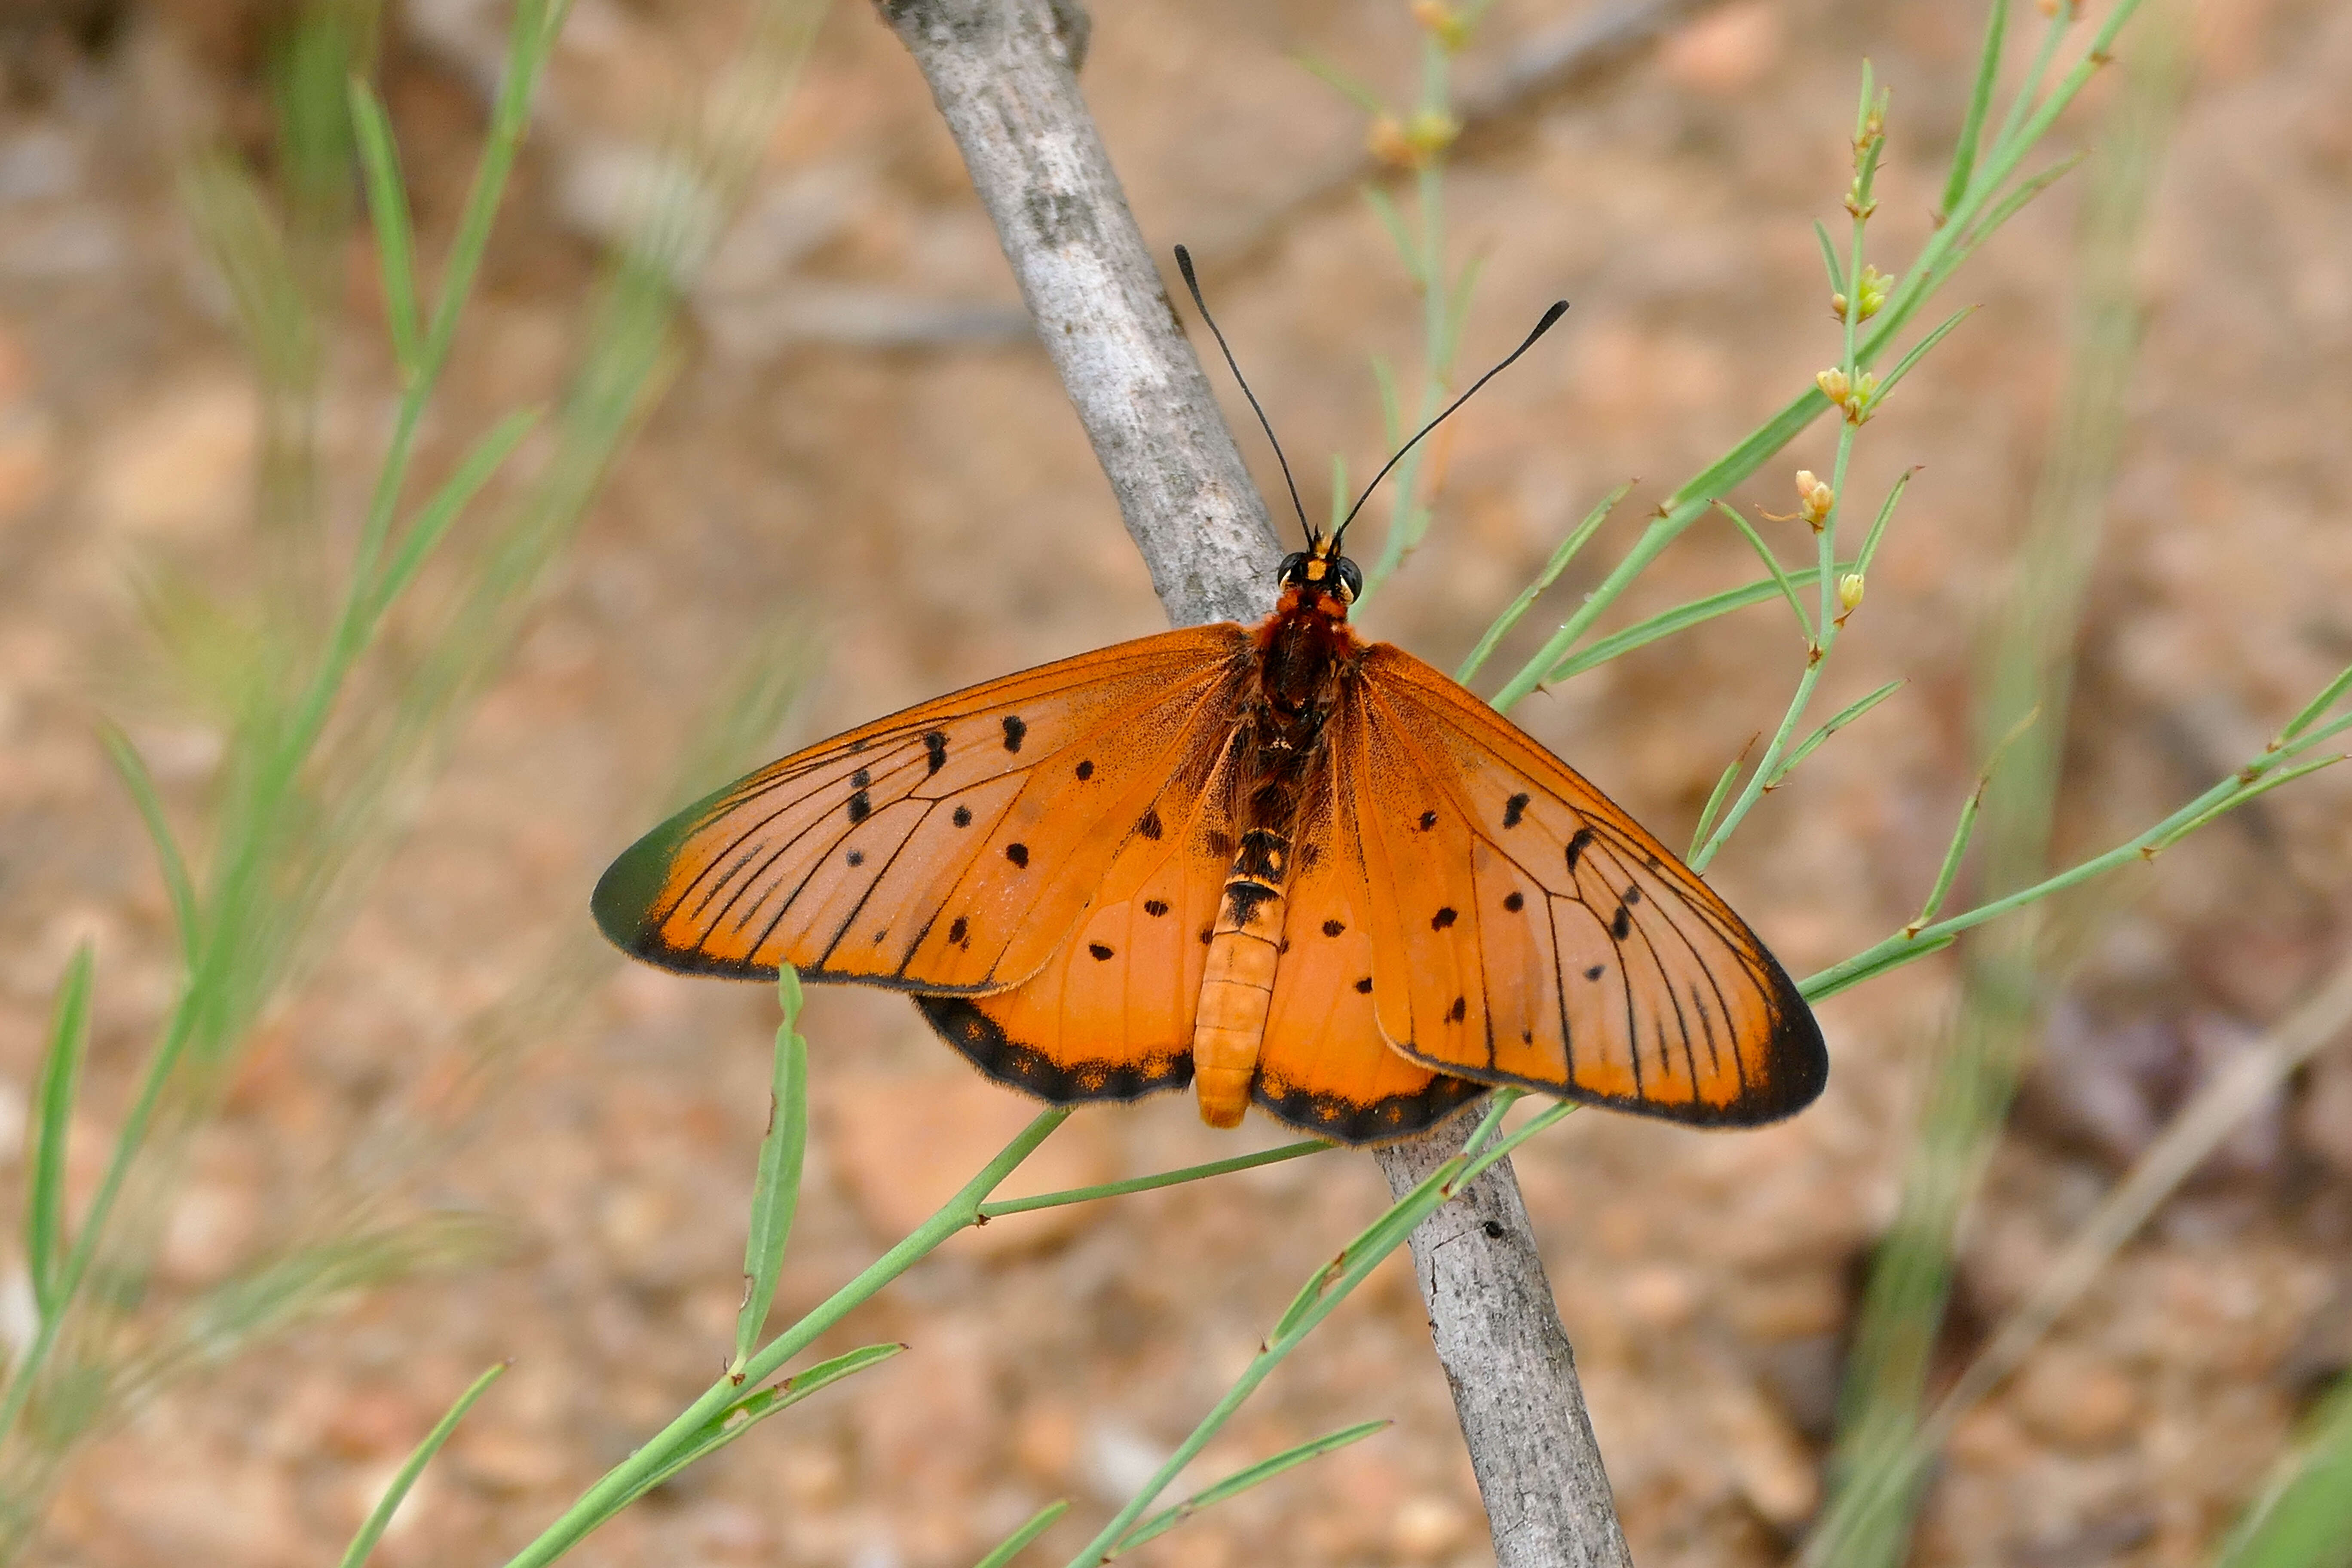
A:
[1277,537,1362,617]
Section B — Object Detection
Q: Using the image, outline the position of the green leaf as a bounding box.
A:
[972,1501,1068,1568]
[1865,306,1977,414]
[2280,662,2352,744]
[1544,562,1856,686]
[26,945,95,1321]
[1801,934,1957,1004]
[363,407,539,629]
[1455,481,1635,686]
[734,969,810,1369]
[1855,467,1916,576]
[980,1139,1328,1219]
[1114,1421,1392,1553]
[1814,219,1847,298]
[1360,185,1423,287]
[1713,502,1813,642]
[348,77,423,380]
[1940,0,2010,218]
[2210,1370,2352,1568]
[1767,680,1905,790]
[1690,748,1751,861]
[340,1362,508,1568]
[620,1344,904,1511]
[98,724,200,970]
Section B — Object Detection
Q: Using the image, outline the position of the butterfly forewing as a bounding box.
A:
[916,716,1246,1101]
[594,625,1253,990]
[1344,644,1825,1125]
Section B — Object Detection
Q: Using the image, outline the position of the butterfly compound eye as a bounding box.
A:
[1277,551,1308,583]
[1335,556,1363,601]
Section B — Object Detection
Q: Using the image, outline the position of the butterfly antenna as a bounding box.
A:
[1331,300,1570,552]
[1174,244,1313,546]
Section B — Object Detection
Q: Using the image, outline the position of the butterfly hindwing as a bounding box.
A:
[593,625,1253,992]
[1344,644,1826,1125]
[1253,766,1488,1142]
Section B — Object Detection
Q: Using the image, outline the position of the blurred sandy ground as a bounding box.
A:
[1,0,2351,1563]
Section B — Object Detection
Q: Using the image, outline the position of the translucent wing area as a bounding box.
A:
[1254,772,1488,1143]
[593,625,1253,991]
[913,726,1243,1104]
[1343,643,1826,1125]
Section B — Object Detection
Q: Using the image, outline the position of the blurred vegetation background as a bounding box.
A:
[0,0,2349,1565]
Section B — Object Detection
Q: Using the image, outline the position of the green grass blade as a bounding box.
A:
[98,725,200,970]
[1854,467,1916,576]
[1455,481,1634,685]
[1940,0,2009,218]
[1690,747,1752,861]
[1542,562,1856,686]
[2211,1372,2352,1568]
[1801,934,1957,1003]
[1113,1421,1391,1553]
[26,945,95,1321]
[1814,219,1847,298]
[1295,50,1388,114]
[734,970,810,1369]
[1950,154,2085,271]
[1766,679,1904,789]
[363,407,539,632]
[2280,662,2352,744]
[2150,756,2344,854]
[623,1344,903,1510]
[337,1361,509,1568]
[1713,502,1813,641]
[1865,306,1977,414]
[974,1501,1070,1568]
[1360,185,1424,287]
[980,1139,1328,1219]
[347,77,422,379]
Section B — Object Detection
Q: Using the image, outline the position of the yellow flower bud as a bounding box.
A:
[1411,0,1471,51]
[1816,368,1850,404]
[1795,470,1835,526]
[1838,573,1865,615]
[1366,115,1418,169]
[1403,109,1461,158]
[1855,264,1893,321]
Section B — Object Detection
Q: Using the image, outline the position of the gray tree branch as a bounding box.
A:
[874,2,1632,1564]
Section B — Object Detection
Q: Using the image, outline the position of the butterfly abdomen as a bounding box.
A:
[1193,827,1291,1128]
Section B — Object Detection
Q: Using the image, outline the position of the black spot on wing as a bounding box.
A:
[952,805,973,828]
[1502,792,1530,828]
[1418,810,1439,831]
[1005,842,1030,869]
[846,849,865,868]
[850,768,870,790]
[1322,919,1345,937]
[1001,715,1026,752]
[1137,808,1164,841]
[1075,759,1094,780]
[1566,826,1596,871]
[846,790,871,824]
[923,731,948,775]
[1354,976,1373,994]
[1144,899,1170,917]
[1447,996,1467,1023]
[1502,891,1524,913]
[948,916,969,946]
[1611,905,1632,941]
[1585,964,1605,981]
[1088,943,1114,961]
[1432,907,1458,931]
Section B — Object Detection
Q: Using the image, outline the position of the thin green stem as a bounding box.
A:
[980,1139,1329,1219]
[501,1109,1069,1568]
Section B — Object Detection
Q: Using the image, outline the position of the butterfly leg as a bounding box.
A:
[1192,830,1290,1128]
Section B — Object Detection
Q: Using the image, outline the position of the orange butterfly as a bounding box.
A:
[594,261,1825,1144]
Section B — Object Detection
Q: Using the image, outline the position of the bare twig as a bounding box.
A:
[872,2,1631,1563]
